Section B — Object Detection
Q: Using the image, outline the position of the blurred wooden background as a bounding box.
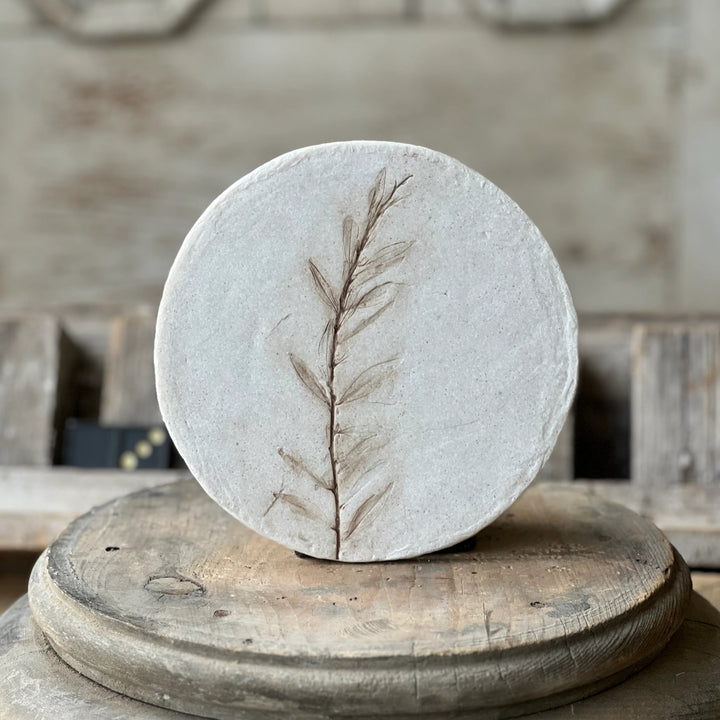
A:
[0,0,719,315]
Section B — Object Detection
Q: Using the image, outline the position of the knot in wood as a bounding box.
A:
[144,575,204,597]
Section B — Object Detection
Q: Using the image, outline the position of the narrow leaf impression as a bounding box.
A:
[342,300,394,342]
[337,436,391,482]
[347,281,395,315]
[277,169,413,558]
[368,168,386,210]
[342,216,358,264]
[278,448,332,490]
[289,353,329,405]
[359,242,413,278]
[274,491,323,523]
[339,359,396,405]
[308,259,337,311]
[343,483,392,541]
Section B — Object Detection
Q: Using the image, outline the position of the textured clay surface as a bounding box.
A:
[155,141,577,561]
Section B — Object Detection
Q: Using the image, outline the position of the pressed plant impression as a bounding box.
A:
[271,169,412,559]
[155,141,577,562]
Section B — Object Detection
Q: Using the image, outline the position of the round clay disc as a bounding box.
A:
[155,141,577,561]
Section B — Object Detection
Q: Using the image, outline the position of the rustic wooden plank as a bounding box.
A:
[664,528,720,570]
[0,316,77,466]
[0,466,191,550]
[3,589,720,719]
[0,305,154,424]
[527,590,720,720]
[693,571,720,609]
[55,305,159,419]
[0,553,37,615]
[100,314,161,426]
[0,597,188,719]
[28,480,690,718]
[575,313,720,479]
[631,322,720,487]
[565,480,720,568]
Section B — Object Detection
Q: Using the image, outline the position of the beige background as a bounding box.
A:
[0,0,718,315]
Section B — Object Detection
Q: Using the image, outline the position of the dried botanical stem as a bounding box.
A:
[325,171,412,558]
[281,169,412,559]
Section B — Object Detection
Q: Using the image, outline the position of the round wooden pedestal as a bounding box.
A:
[21,480,691,719]
[5,589,720,719]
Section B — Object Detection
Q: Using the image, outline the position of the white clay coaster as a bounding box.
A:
[155,141,577,562]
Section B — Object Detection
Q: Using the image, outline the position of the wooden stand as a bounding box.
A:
[0,480,703,718]
[4,587,720,720]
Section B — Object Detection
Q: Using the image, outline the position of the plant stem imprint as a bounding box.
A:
[276,169,413,559]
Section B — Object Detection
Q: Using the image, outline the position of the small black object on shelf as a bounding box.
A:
[60,420,172,470]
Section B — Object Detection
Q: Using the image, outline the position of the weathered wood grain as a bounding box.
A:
[0,597,188,719]
[28,480,690,718]
[526,591,720,720]
[1,590,719,718]
[100,314,161,425]
[0,466,190,550]
[559,480,720,569]
[693,571,720,609]
[2,469,717,567]
[0,316,77,466]
[632,322,720,487]
[0,553,38,615]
